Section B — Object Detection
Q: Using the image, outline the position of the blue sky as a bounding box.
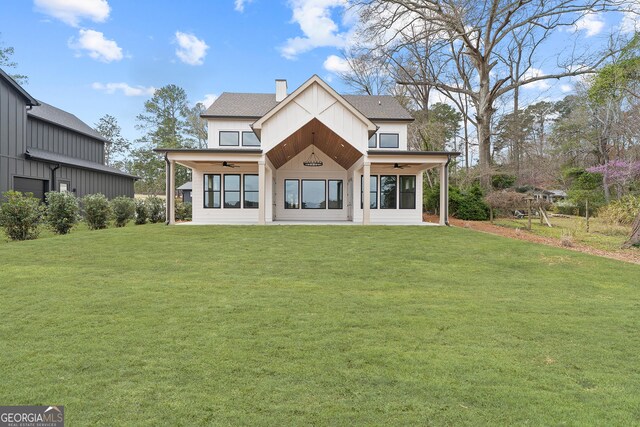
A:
[1,0,638,146]
[1,0,358,141]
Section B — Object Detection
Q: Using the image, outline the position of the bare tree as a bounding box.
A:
[354,0,637,184]
[338,48,394,95]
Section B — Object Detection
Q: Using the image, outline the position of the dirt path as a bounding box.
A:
[423,214,640,265]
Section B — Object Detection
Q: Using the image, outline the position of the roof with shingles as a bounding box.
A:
[25,147,138,178]
[27,101,108,142]
[202,92,413,121]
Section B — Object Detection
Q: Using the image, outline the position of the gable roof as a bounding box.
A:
[0,67,39,106]
[28,101,109,143]
[202,81,413,122]
[252,75,377,134]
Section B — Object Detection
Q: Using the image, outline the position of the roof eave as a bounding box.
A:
[0,67,39,106]
[367,150,461,156]
[153,148,263,154]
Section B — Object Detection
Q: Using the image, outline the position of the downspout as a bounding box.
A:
[50,164,60,193]
[164,153,171,225]
[444,154,452,226]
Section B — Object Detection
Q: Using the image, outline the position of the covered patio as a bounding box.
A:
[157,145,455,226]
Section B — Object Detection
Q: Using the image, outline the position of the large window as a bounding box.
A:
[361,175,378,209]
[379,133,399,148]
[204,174,221,208]
[219,131,239,146]
[302,180,326,209]
[380,175,397,209]
[224,174,241,208]
[368,134,377,148]
[243,175,259,208]
[399,176,416,209]
[242,131,260,146]
[328,180,343,209]
[284,179,299,209]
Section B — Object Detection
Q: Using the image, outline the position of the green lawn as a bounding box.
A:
[493,215,631,251]
[1,224,639,425]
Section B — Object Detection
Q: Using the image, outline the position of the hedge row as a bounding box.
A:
[0,191,188,241]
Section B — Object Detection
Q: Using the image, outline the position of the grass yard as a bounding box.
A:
[1,224,639,425]
[493,214,631,252]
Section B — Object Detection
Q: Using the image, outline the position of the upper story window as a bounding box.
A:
[220,131,239,146]
[379,133,399,149]
[368,134,377,148]
[242,131,260,147]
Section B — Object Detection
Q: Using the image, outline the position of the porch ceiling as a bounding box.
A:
[266,118,363,170]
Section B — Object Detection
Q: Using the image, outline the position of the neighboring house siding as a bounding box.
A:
[0,77,28,195]
[56,165,134,198]
[26,117,105,164]
[0,75,134,200]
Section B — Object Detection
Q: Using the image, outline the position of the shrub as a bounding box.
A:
[175,199,192,221]
[111,196,136,227]
[424,184,490,221]
[491,174,517,190]
[0,191,45,241]
[598,196,640,225]
[485,191,527,211]
[45,191,79,235]
[555,200,578,216]
[82,193,111,230]
[134,199,148,225]
[146,196,165,223]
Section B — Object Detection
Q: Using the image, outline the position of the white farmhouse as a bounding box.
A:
[157,75,457,225]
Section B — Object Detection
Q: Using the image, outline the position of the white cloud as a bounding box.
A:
[196,93,218,108]
[174,31,209,66]
[69,29,123,62]
[560,84,573,93]
[621,6,640,34]
[323,54,350,73]
[522,68,551,91]
[234,0,253,12]
[280,0,352,59]
[92,82,156,96]
[574,13,605,37]
[34,0,110,27]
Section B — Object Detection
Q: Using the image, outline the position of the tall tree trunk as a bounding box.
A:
[477,111,493,187]
[476,69,494,187]
[622,212,640,248]
[513,84,520,178]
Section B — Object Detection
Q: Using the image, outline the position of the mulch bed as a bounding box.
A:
[423,214,640,265]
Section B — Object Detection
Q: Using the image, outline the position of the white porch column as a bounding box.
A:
[439,161,449,226]
[258,160,266,225]
[363,160,371,225]
[169,160,176,225]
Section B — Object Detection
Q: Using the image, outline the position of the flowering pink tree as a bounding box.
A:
[587,160,640,198]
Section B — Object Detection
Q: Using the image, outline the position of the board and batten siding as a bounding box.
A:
[260,82,370,153]
[1,77,134,199]
[0,76,28,196]
[55,165,134,198]
[26,117,105,164]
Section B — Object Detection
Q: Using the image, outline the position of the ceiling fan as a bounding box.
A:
[222,161,239,168]
[393,163,409,169]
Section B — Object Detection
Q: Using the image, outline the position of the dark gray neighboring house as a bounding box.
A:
[0,68,136,201]
[177,181,192,204]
